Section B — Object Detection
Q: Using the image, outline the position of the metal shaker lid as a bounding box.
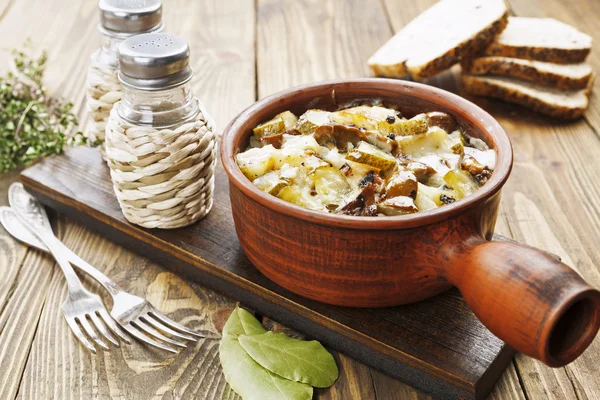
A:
[118,33,192,90]
[99,0,163,35]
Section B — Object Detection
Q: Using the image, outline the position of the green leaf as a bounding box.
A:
[223,307,267,337]
[219,334,313,400]
[238,331,339,388]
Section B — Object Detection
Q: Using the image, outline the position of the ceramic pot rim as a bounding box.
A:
[221,78,513,230]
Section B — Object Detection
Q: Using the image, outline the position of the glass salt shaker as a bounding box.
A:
[86,0,164,154]
[105,33,217,229]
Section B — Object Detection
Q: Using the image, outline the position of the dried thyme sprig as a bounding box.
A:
[0,42,85,173]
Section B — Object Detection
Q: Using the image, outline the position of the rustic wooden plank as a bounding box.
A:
[0,0,255,398]
[256,0,395,397]
[466,1,600,398]
[257,0,392,97]
[0,248,59,399]
[0,0,97,397]
[0,169,28,318]
[16,220,237,399]
[377,2,528,399]
[380,2,600,400]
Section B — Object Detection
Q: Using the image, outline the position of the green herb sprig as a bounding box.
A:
[0,42,85,173]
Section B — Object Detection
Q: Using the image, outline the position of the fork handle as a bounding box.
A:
[22,215,88,294]
[56,241,122,297]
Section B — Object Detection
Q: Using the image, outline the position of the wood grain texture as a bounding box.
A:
[2,0,600,399]
[16,220,237,399]
[382,0,600,398]
[0,243,59,399]
[257,0,391,97]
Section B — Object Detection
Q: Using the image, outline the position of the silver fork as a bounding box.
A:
[8,183,127,353]
[6,183,203,353]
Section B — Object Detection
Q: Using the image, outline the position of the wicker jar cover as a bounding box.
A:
[105,32,216,229]
[86,57,121,148]
[85,0,163,155]
[105,106,217,229]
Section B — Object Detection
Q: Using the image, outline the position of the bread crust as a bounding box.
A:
[484,43,590,64]
[462,57,592,90]
[409,12,509,79]
[369,9,509,80]
[461,74,592,120]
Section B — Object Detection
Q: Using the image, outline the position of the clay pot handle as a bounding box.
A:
[446,240,600,367]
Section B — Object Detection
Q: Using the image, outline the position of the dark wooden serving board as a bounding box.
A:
[21,146,515,400]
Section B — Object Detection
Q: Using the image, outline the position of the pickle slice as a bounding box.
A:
[253,171,288,195]
[276,110,299,130]
[253,117,286,138]
[380,114,429,137]
[346,141,396,175]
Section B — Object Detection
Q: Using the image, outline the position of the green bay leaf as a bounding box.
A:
[219,334,313,400]
[238,331,339,388]
[223,307,267,336]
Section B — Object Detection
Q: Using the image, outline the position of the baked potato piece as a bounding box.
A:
[314,166,352,207]
[385,170,418,198]
[346,141,397,175]
[414,184,439,211]
[443,169,479,198]
[277,186,324,211]
[236,145,277,180]
[444,131,465,155]
[277,110,299,130]
[253,171,288,195]
[332,105,396,130]
[253,117,286,138]
[398,127,447,157]
[377,196,418,216]
[297,110,332,134]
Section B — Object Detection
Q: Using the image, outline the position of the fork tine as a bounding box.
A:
[149,309,204,338]
[79,317,110,351]
[90,313,119,347]
[65,316,96,353]
[143,314,197,341]
[98,310,131,344]
[133,319,187,348]
[122,324,178,353]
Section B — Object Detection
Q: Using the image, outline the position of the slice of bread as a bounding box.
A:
[461,74,594,119]
[463,56,593,90]
[368,0,508,80]
[484,17,592,64]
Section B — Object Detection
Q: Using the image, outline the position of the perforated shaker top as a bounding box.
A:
[99,0,163,35]
[118,33,192,90]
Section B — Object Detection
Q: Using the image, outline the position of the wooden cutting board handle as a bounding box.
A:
[445,239,600,367]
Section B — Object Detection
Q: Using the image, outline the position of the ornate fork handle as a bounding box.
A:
[7,184,123,297]
[8,184,86,293]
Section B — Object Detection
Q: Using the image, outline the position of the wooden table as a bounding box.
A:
[0,0,599,399]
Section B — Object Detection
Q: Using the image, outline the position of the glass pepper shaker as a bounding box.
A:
[105,33,217,229]
[86,0,164,154]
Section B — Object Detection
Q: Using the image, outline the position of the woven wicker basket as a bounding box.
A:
[104,104,217,229]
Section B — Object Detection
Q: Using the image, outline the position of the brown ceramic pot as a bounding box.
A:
[221,78,600,367]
